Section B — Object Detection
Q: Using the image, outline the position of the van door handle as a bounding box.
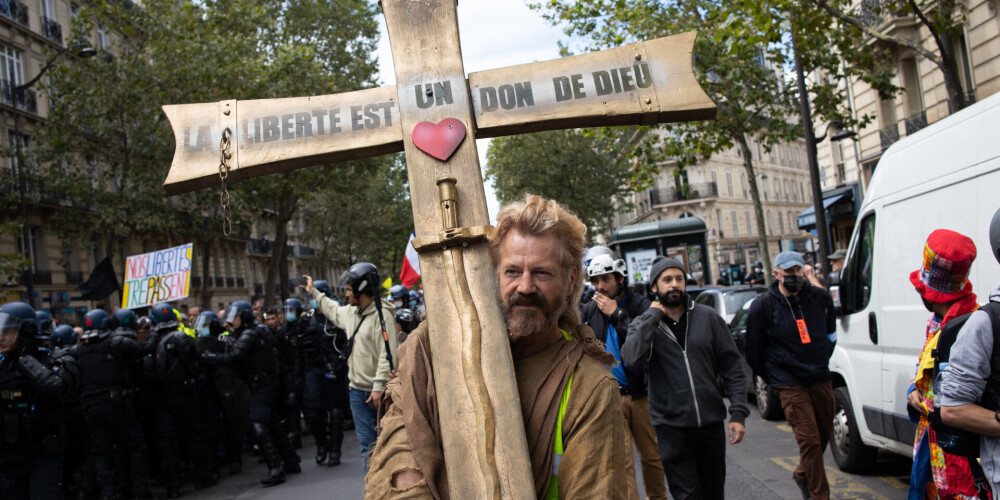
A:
[868,312,878,345]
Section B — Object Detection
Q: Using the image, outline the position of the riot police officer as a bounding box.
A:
[388,285,408,310]
[276,299,305,450]
[70,308,154,500]
[295,292,348,467]
[193,310,248,476]
[112,308,138,339]
[148,302,215,498]
[201,301,300,486]
[0,302,74,500]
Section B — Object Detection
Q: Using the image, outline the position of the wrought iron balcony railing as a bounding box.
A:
[41,16,61,44]
[648,182,719,206]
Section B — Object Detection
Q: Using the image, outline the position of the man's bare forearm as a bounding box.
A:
[941,404,1000,437]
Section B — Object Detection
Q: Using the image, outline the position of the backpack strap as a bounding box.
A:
[760,291,773,333]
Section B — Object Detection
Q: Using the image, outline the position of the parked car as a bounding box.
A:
[728,297,783,421]
[695,285,766,324]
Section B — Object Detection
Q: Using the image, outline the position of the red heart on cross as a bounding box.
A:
[411,118,467,161]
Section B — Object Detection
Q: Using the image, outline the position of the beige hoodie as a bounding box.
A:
[311,288,398,392]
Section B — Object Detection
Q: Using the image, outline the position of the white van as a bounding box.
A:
[829,91,1000,472]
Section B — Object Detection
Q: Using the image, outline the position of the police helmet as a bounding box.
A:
[389,284,409,301]
[408,290,421,306]
[193,310,222,337]
[34,310,54,337]
[586,254,627,279]
[339,262,380,298]
[395,307,420,334]
[149,302,180,331]
[991,206,1000,266]
[52,324,77,347]
[0,302,39,347]
[284,298,303,323]
[223,300,255,328]
[82,309,112,340]
[112,308,137,331]
[314,280,333,298]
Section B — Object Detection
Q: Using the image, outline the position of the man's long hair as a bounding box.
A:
[489,194,586,331]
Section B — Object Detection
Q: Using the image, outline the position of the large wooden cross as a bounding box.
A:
[162,1,715,496]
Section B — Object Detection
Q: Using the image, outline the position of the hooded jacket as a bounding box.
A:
[622,301,748,428]
[311,288,398,393]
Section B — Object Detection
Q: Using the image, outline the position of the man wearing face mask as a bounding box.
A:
[623,257,748,500]
[745,251,837,500]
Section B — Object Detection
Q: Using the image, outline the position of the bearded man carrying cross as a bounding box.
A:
[365,195,627,498]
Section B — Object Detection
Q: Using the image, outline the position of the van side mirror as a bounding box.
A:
[830,285,844,317]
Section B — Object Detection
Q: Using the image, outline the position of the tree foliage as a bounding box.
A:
[531,0,882,282]
[485,128,634,237]
[27,0,411,302]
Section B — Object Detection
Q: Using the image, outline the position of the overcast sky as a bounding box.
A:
[373,0,568,223]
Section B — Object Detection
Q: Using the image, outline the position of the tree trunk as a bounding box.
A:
[935,30,967,112]
[736,134,772,286]
[200,240,212,309]
[263,194,298,304]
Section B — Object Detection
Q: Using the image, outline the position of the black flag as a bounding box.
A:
[77,257,120,300]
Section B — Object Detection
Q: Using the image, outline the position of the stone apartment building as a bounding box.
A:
[610,137,816,284]
[816,0,1000,194]
[0,0,332,325]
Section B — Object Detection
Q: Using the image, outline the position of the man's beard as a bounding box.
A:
[502,291,565,341]
[657,289,688,307]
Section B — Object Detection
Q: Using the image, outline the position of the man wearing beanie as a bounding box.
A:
[622,257,748,500]
[904,229,981,499]
[745,251,837,500]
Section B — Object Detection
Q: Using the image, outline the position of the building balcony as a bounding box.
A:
[22,269,52,285]
[904,110,927,135]
[0,0,30,27]
[64,270,83,284]
[0,81,37,114]
[879,123,899,150]
[248,238,274,255]
[293,244,316,258]
[648,182,718,206]
[41,16,62,44]
[855,0,915,34]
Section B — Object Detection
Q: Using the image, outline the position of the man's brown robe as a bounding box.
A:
[365,322,627,499]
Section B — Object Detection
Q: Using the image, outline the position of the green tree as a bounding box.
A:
[31,0,394,303]
[485,128,634,237]
[532,0,882,282]
[813,0,971,112]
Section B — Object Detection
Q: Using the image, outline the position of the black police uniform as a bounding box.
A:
[203,322,299,482]
[70,331,154,499]
[150,327,214,496]
[298,310,348,465]
[274,322,303,448]
[196,332,249,474]
[0,346,74,499]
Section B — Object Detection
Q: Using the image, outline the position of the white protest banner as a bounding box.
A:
[121,243,193,309]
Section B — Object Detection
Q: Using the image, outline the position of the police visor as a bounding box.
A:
[223,304,241,325]
[0,312,22,343]
[193,314,217,331]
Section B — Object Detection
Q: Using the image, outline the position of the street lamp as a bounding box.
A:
[14,41,96,307]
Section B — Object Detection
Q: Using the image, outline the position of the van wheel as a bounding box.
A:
[831,386,878,472]
[755,375,783,421]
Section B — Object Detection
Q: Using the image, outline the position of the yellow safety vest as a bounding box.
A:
[544,329,575,500]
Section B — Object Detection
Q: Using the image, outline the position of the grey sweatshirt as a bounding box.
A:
[940,285,1000,498]
[622,302,749,428]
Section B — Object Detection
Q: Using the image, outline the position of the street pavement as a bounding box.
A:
[185,402,912,499]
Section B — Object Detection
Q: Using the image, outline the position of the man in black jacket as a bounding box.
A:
[581,253,666,500]
[623,257,748,500]
[745,251,836,500]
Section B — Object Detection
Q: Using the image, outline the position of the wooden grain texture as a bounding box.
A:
[380,0,534,497]
[161,32,715,195]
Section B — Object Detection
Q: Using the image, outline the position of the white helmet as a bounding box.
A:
[587,254,627,278]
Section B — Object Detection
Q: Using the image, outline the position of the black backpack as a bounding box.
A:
[929,301,1000,500]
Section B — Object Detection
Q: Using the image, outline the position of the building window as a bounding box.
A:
[767,211,774,235]
[741,173,748,199]
[16,226,45,271]
[731,210,738,237]
[40,0,55,20]
[0,44,24,88]
[745,210,752,236]
[955,33,975,100]
[900,58,923,117]
[726,172,733,197]
[778,210,785,234]
[799,181,805,202]
[711,170,717,189]
[716,208,723,236]
[7,131,28,176]
[762,178,769,201]
[97,24,109,50]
